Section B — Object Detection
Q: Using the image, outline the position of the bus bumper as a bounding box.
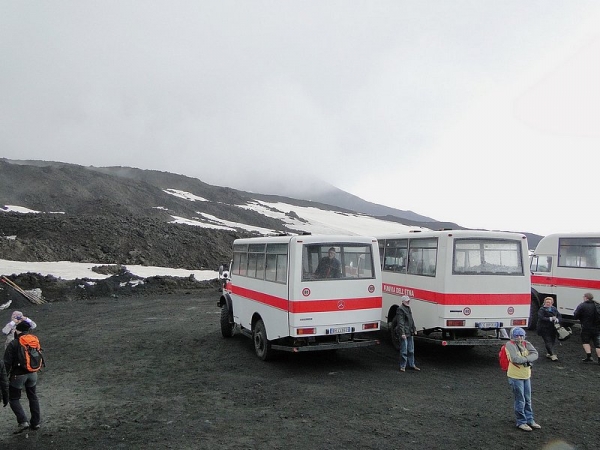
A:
[271,338,380,353]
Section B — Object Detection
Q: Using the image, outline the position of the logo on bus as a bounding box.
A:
[368,284,375,293]
[337,300,345,310]
[507,307,514,315]
[302,288,311,297]
[463,307,472,316]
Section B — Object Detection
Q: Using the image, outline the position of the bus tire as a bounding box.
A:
[389,316,401,351]
[528,294,540,331]
[220,302,234,338]
[253,319,272,361]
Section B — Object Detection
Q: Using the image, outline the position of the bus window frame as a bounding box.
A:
[453,238,524,276]
[558,237,600,269]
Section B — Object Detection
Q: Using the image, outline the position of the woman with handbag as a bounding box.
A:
[536,297,561,361]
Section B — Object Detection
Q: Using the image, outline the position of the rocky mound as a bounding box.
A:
[0,267,222,306]
[0,212,241,269]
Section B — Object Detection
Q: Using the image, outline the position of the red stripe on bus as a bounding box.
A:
[531,275,600,290]
[230,285,382,313]
[230,285,288,310]
[289,297,382,313]
[382,283,530,305]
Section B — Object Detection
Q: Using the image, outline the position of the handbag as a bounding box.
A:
[554,322,572,341]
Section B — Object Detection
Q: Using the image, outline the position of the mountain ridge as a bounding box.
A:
[0,158,542,272]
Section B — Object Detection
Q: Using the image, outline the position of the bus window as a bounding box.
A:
[407,238,437,277]
[383,239,408,273]
[531,256,552,273]
[453,239,522,275]
[343,245,374,278]
[247,243,265,279]
[303,244,375,280]
[265,243,288,283]
[232,244,248,276]
[558,237,600,269]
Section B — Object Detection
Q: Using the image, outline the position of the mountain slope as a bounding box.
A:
[0,158,542,272]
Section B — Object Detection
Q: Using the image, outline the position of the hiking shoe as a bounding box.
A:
[528,421,541,429]
[550,355,558,361]
[517,424,532,432]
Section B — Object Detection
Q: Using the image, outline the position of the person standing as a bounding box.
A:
[504,327,540,431]
[3,321,42,431]
[536,297,561,361]
[573,292,600,363]
[2,310,37,349]
[395,295,420,372]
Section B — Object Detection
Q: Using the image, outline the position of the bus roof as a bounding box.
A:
[375,229,527,240]
[533,232,600,254]
[233,234,378,246]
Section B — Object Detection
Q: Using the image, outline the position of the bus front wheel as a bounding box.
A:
[220,302,235,338]
[253,319,272,361]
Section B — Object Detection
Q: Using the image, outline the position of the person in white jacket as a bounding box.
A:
[2,311,37,349]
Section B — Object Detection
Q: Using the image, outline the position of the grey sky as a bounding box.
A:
[1,1,599,236]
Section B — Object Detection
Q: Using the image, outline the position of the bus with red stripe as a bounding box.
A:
[218,235,382,360]
[529,233,600,329]
[376,230,530,347]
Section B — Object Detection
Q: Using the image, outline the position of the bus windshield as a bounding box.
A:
[303,243,375,280]
[453,238,523,275]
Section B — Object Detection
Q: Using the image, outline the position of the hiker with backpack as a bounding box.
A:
[2,310,37,349]
[573,292,600,364]
[3,320,43,431]
[503,327,540,432]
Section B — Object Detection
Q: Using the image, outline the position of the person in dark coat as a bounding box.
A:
[536,297,561,361]
[315,247,341,278]
[395,295,420,372]
[573,292,600,363]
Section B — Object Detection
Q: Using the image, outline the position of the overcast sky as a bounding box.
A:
[1,2,599,237]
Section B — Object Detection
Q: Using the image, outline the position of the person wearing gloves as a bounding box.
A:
[536,297,562,361]
[504,327,540,432]
[2,311,37,349]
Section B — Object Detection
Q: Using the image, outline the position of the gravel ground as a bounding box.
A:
[0,291,598,450]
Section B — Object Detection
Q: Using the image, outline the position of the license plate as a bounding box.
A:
[477,322,500,329]
[329,327,351,334]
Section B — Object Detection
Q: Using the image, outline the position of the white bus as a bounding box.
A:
[218,234,382,360]
[530,232,600,328]
[377,230,530,347]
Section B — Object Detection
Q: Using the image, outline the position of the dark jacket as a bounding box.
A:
[574,300,599,332]
[315,257,341,278]
[395,304,416,336]
[3,331,31,377]
[537,305,561,335]
[0,359,8,406]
